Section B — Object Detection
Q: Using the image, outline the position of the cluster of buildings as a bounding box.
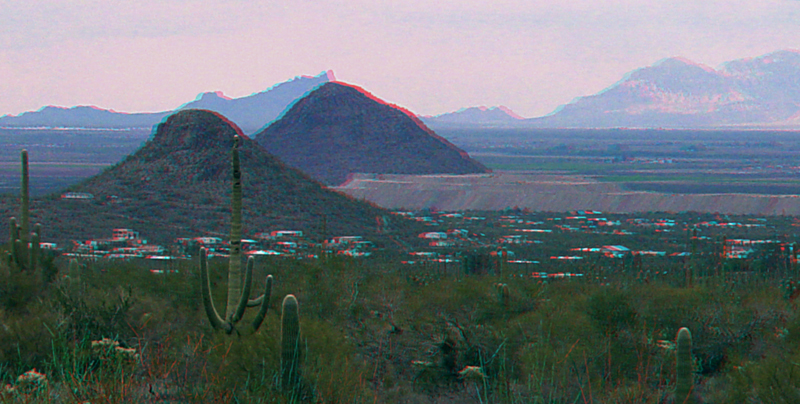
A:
[65,228,377,261]
[51,209,796,283]
[392,209,800,280]
[68,228,166,260]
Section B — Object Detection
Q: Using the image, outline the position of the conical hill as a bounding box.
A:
[255,82,490,185]
[10,110,419,247]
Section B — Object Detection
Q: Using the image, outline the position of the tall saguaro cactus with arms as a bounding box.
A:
[200,135,273,335]
[9,149,42,272]
[20,150,30,253]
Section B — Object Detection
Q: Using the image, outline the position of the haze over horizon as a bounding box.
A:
[2,0,799,119]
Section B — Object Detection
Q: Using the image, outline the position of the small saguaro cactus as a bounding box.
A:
[495,283,510,306]
[199,135,273,335]
[67,258,80,279]
[676,327,695,404]
[281,294,301,391]
[439,322,465,376]
[499,249,507,278]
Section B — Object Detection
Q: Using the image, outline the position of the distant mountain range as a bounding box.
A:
[255,82,490,185]
[0,71,333,134]
[423,50,800,129]
[523,50,800,129]
[3,50,799,130]
[421,106,523,127]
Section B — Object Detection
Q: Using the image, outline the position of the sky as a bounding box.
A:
[1,0,799,119]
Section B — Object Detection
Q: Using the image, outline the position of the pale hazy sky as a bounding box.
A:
[1,0,799,118]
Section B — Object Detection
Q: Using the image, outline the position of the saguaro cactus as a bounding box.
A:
[20,150,30,254]
[226,135,244,320]
[676,327,695,404]
[495,283,510,306]
[8,151,40,271]
[68,258,80,278]
[499,249,507,278]
[200,135,273,335]
[281,294,301,391]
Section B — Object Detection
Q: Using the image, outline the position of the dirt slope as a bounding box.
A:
[335,172,800,215]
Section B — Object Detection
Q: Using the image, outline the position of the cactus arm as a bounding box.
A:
[246,295,264,307]
[280,294,301,391]
[30,231,39,273]
[249,275,273,333]
[31,223,41,273]
[225,135,243,321]
[200,248,232,333]
[232,255,255,322]
[676,327,694,404]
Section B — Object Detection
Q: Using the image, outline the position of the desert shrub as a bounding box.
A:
[44,333,143,403]
[586,286,638,337]
[403,276,501,326]
[725,352,800,403]
[52,266,137,346]
[596,380,668,404]
[461,250,497,276]
[512,308,595,403]
[299,317,372,403]
[202,318,281,398]
[38,249,59,286]
[300,256,358,321]
[633,284,710,342]
[0,302,57,385]
[687,286,780,377]
[0,258,59,385]
[780,302,800,348]
[0,260,41,311]
[199,306,370,403]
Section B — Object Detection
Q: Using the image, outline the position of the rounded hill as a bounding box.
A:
[255,82,490,185]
